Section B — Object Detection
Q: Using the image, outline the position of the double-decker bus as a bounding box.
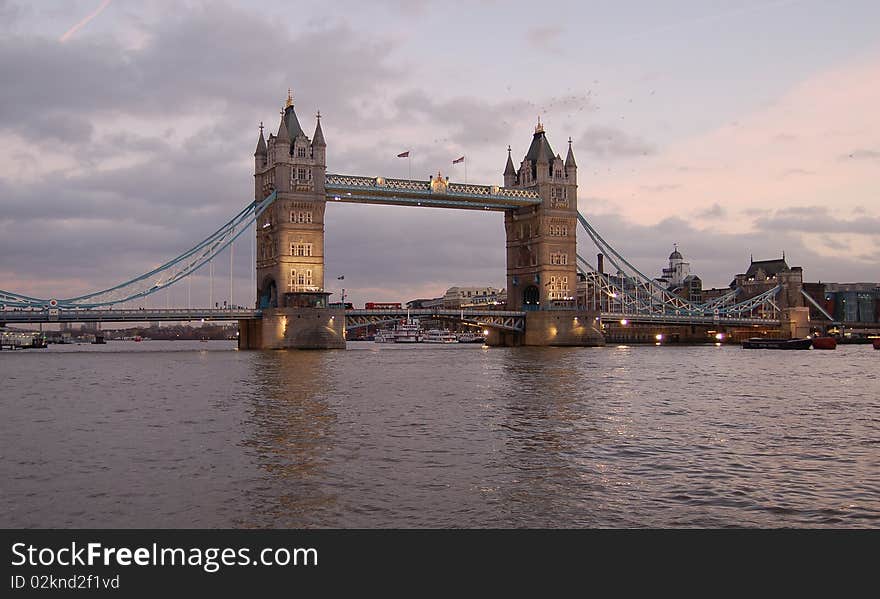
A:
[364,302,402,310]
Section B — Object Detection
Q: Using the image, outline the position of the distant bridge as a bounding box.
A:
[0,307,527,333]
[344,309,526,332]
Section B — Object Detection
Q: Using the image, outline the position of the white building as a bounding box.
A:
[657,245,691,290]
[442,286,506,309]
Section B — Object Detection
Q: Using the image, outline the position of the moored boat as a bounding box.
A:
[422,329,457,343]
[811,336,837,350]
[393,320,421,343]
[374,330,394,343]
[457,332,485,344]
[742,337,812,350]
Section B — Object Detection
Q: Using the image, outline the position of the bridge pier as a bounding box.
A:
[781,307,811,339]
[239,307,345,350]
[486,309,604,347]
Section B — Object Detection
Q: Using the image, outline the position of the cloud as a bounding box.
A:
[581,211,877,288]
[753,206,880,236]
[640,183,681,193]
[576,126,655,159]
[525,25,564,52]
[0,7,400,143]
[779,168,815,178]
[695,203,726,219]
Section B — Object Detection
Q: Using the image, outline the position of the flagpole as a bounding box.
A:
[408,150,411,180]
[464,156,467,184]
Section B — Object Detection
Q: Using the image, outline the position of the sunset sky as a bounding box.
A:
[1,0,877,308]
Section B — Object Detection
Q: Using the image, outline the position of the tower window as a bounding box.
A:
[297,147,306,158]
[291,243,313,257]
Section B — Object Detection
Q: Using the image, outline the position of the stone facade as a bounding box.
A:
[503,121,579,311]
[253,92,327,310]
[239,307,345,350]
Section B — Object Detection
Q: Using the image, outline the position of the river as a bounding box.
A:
[1,340,877,527]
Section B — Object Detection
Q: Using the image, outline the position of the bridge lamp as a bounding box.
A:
[483,329,489,336]
[620,319,628,326]
[715,333,724,341]
[655,334,663,341]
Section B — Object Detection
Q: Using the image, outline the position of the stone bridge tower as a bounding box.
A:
[498,120,603,346]
[504,120,578,311]
[253,90,327,310]
[241,91,344,349]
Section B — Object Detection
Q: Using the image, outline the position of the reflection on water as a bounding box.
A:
[242,351,338,526]
[1,340,878,527]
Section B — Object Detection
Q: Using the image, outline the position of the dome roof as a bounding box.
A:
[669,249,683,260]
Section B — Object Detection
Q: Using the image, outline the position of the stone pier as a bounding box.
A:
[239,307,345,350]
[486,309,605,347]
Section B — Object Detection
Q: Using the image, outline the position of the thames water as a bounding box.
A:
[1,341,878,528]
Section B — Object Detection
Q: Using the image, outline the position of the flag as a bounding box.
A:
[397,151,409,158]
[452,156,465,164]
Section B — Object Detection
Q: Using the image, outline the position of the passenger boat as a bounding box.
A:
[810,336,837,350]
[422,329,457,343]
[374,330,394,343]
[742,337,812,350]
[394,320,421,343]
[457,332,485,344]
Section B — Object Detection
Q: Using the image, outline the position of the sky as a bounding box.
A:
[1,0,878,309]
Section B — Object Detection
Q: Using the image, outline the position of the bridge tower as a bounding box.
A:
[241,91,344,349]
[504,119,579,311]
[497,121,603,346]
[254,90,328,309]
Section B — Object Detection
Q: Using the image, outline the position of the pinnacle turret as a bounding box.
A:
[312,111,326,147]
[565,137,577,169]
[504,145,516,176]
[254,122,267,156]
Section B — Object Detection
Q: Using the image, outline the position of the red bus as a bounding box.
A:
[364,302,402,310]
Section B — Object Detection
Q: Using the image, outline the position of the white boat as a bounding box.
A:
[394,320,421,343]
[457,332,485,344]
[422,329,457,343]
[374,330,394,343]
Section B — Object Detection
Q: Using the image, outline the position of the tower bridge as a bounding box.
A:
[1,89,809,348]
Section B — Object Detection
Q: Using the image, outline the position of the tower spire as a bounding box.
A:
[565,136,577,169]
[313,110,326,147]
[286,88,294,108]
[254,121,267,156]
[504,144,516,178]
